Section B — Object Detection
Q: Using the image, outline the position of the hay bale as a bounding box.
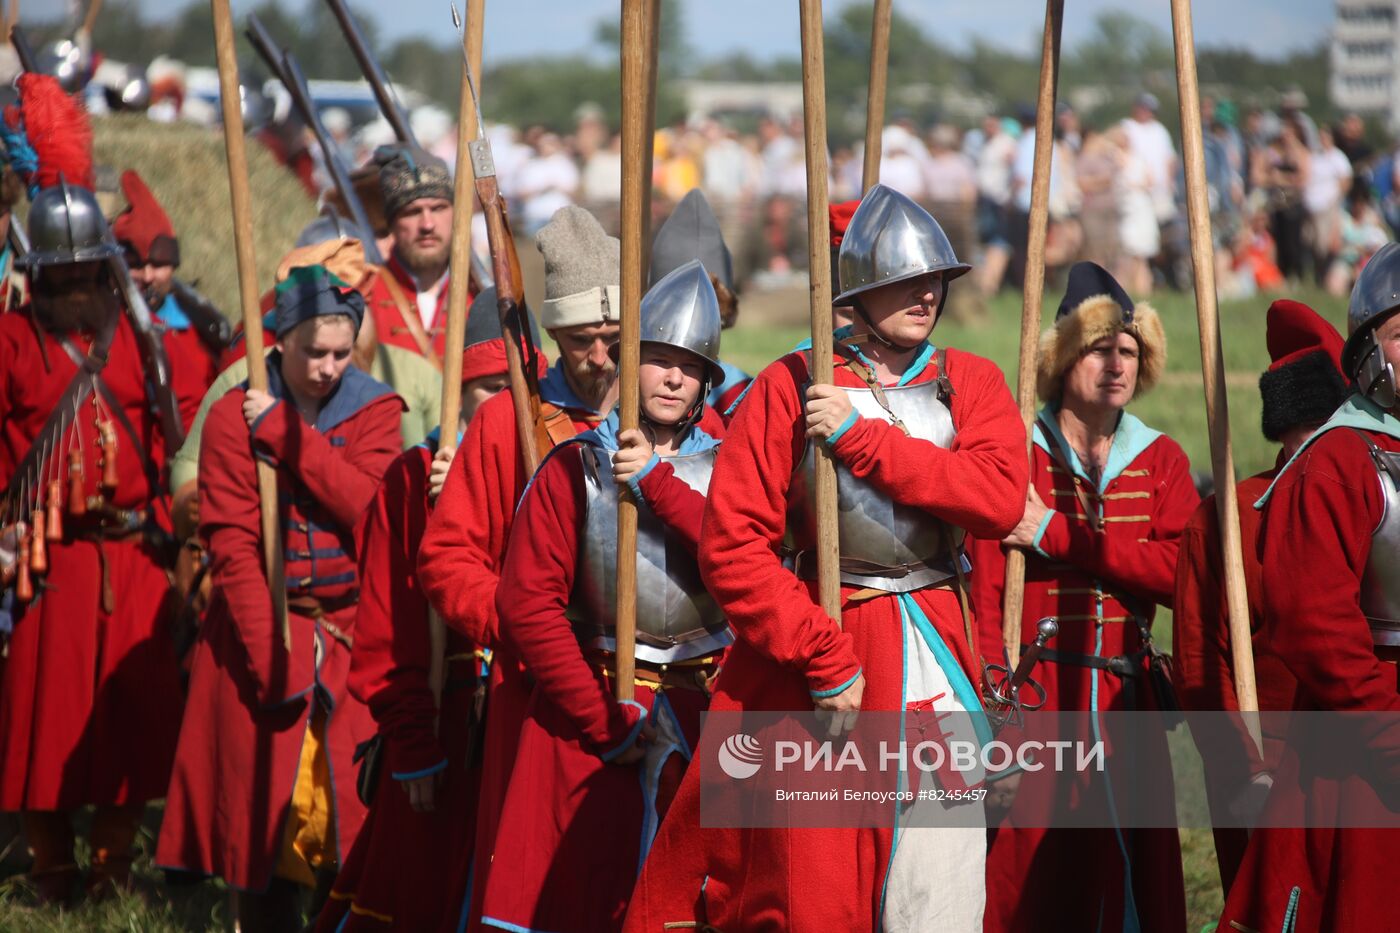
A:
[91,114,318,315]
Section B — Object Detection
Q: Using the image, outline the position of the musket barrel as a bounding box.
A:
[323,0,419,147]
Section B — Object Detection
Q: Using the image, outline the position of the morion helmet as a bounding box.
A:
[1343,240,1400,408]
[635,259,723,384]
[834,184,970,311]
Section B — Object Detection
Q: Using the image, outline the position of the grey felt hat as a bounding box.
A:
[536,205,621,329]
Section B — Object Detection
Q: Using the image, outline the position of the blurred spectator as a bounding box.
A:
[515,132,579,233]
[1305,124,1354,283]
[1112,124,1158,296]
[974,115,1017,296]
[580,132,622,234]
[1232,207,1285,297]
[1326,187,1389,297]
[1256,119,1310,282]
[1077,127,1121,275]
[1280,87,1319,152]
[923,124,982,321]
[1120,92,1178,227]
[877,126,928,201]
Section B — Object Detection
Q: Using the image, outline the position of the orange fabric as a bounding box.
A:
[274,706,336,887]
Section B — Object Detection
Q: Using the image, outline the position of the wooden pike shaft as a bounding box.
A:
[1000,0,1062,670]
[799,0,842,624]
[861,0,892,194]
[615,0,653,701]
[210,0,290,648]
[1169,0,1260,718]
[432,0,486,711]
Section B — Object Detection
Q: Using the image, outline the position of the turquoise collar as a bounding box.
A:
[1033,405,1163,493]
[1255,393,1400,508]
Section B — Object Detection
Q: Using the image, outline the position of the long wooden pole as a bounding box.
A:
[1170,0,1260,718]
[615,0,652,702]
[860,0,891,194]
[210,0,289,648]
[799,0,841,625]
[1000,0,1062,670]
[430,0,485,710]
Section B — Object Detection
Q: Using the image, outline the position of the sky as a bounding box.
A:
[40,0,1335,63]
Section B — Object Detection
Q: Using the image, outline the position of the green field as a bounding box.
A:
[0,285,1349,930]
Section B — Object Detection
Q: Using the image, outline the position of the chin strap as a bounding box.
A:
[852,305,923,353]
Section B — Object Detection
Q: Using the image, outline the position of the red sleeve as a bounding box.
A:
[698,357,861,696]
[1173,498,1237,710]
[1261,433,1399,713]
[1035,438,1199,608]
[829,350,1028,539]
[967,534,1010,666]
[418,391,523,647]
[249,393,404,529]
[1260,431,1400,780]
[637,460,708,555]
[350,450,444,777]
[199,394,312,706]
[497,445,643,755]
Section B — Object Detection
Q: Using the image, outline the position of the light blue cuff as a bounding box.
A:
[625,453,662,504]
[810,668,862,700]
[599,700,649,762]
[392,758,447,781]
[1030,509,1057,559]
[824,410,860,447]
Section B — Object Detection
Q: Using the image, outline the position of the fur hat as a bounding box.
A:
[1258,299,1348,441]
[113,170,179,267]
[1036,262,1164,403]
[536,205,620,330]
[374,145,452,220]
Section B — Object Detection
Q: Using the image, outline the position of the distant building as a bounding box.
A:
[1333,1,1400,129]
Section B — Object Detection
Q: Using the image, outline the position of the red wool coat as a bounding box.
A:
[361,258,465,362]
[162,322,221,434]
[624,348,1027,933]
[315,441,485,932]
[967,411,1198,933]
[1173,466,1298,892]
[156,363,402,892]
[0,310,183,811]
[417,386,603,933]
[1220,426,1400,933]
[483,430,720,933]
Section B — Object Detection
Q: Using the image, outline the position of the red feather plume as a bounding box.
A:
[5,74,93,190]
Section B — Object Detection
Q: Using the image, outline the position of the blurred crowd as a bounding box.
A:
[104,51,1400,317]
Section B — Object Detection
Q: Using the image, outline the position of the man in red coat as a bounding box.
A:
[968,261,1198,933]
[418,204,621,932]
[156,265,403,932]
[316,288,545,933]
[484,260,729,933]
[0,170,185,902]
[359,146,464,364]
[112,169,228,433]
[1219,243,1400,931]
[1173,299,1349,892]
[626,186,1028,932]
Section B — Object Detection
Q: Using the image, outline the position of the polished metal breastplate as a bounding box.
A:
[571,445,731,664]
[786,379,964,593]
[1362,444,1400,645]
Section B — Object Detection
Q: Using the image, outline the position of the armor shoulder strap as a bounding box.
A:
[1350,428,1400,486]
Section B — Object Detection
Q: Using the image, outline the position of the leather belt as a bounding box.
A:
[1034,645,1149,678]
[587,649,720,693]
[287,591,359,619]
[790,549,956,582]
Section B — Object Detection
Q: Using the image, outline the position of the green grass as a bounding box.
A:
[0,285,1343,931]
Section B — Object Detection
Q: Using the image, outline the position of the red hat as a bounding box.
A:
[113,170,180,267]
[3,73,93,193]
[1259,299,1349,441]
[829,200,860,247]
[459,340,548,387]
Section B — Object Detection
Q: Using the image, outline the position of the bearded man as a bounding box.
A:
[360,146,466,364]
